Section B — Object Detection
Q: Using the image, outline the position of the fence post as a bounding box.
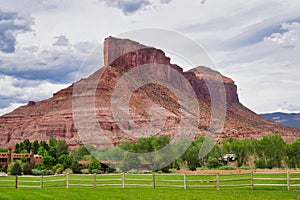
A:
[66,173,69,189]
[94,173,97,188]
[15,175,18,189]
[216,173,220,190]
[287,171,290,191]
[251,172,254,190]
[152,173,155,189]
[183,173,187,190]
[122,172,125,189]
[40,175,44,189]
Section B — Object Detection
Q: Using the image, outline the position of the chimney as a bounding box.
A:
[30,150,34,165]
[8,148,12,163]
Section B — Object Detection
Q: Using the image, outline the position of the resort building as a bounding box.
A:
[0,149,43,166]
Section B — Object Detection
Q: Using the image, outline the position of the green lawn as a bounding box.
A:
[0,187,300,200]
[1,172,300,199]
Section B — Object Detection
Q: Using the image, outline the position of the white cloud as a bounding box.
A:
[215,22,300,113]
[0,102,24,116]
[0,9,34,53]
[53,35,70,47]
[0,0,300,115]
[98,0,151,15]
[0,74,68,115]
[159,0,172,4]
[0,35,97,83]
[265,22,300,47]
[97,0,173,15]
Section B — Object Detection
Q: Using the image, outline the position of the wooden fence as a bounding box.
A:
[1,171,300,190]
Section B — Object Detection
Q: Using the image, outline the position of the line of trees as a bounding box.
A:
[113,135,300,171]
[1,134,300,175]
[89,134,300,172]
[176,134,300,170]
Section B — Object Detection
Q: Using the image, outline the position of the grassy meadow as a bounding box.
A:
[1,172,300,199]
[0,187,300,200]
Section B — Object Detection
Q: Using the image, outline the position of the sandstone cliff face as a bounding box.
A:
[0,36,299,148]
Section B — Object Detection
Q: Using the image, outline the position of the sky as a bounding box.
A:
[0,0,299,115]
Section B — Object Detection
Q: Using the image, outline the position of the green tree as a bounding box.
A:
[119,141,134,152]
[43,155,55,169]
[181,145,201,170]
[22,163,32,175]
[37,146,47,156]
[151,136,170,150]
[121,152,140,172]
[49,138,57,148]
[58,154,73,169]
[0,148,8,152]
[256,135,286,168]
[88,158,102,173]
[287,139,300,168]
[31,140,40,154]
[10,162,22,175]
[72,145,90,161]
[221,138,254,167]
[56,140,69,157]
[134,138,154,153]
[48,138,58,159]
[100,147,123,161]
[39,141,49,151]
[207,144,222,161]
[20,150,28,154]
[21,139,32,153]
[14,143,20,153]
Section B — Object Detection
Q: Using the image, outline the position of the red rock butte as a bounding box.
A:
[0,36,299,148]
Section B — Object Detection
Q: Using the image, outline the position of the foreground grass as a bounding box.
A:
[0,187,300,200]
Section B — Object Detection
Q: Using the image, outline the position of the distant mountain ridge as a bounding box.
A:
[261,112,300,128]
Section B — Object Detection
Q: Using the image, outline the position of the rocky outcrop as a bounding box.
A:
[0,36,299,148]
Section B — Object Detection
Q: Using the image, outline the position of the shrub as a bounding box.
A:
[239,165,251,170]
[81,169,89,174]
[31,169,40,176]
[71,162,82,174]
[10,162,22,175]
[254,159,266,169]
[0,166,7,172]
[53,164,64,174]
[20,157,28,163]
[107,167,116,173]
[64,168,73,174]
[207,158,222,169]
[188,165,197,171]
[161,166,171,173]
[34,164,46,170]
[88,158,101,173]
[22,163,32,175]
[31,169,53,176]
[218,166,237,170]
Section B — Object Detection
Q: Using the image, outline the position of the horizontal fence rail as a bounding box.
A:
[1,171,300,191]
